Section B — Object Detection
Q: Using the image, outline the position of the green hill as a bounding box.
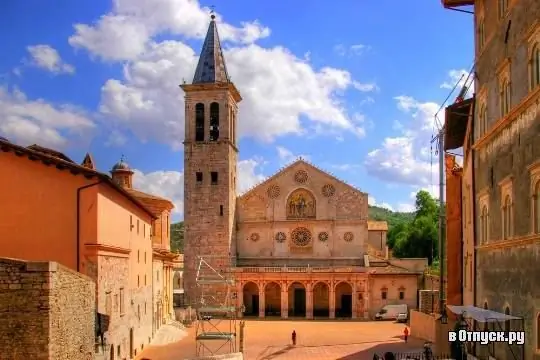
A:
[169,205,413,252]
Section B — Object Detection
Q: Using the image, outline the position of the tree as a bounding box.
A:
[389,190,440,264]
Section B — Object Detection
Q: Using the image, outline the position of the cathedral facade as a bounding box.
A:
[181,15,425,319]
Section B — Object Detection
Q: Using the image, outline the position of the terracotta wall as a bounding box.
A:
[461,151,475,306]
[0,152,95,270]
[369,275,418,316]
[445,154,462,306]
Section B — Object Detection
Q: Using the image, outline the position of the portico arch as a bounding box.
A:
[242,282,259,316]
[288,282,306,317]
[264,282,281,317]
[335,281,353,318]
[313,282,329,317]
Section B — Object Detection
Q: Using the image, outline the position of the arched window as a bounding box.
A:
[535,182,540,233]
[209,102,220,141]
[504,306,511,332]
[498,0,508,18]
[531,44,540,90]
[195,103,205,141]
[500,80,511,116]
[481,205,489,244]
[503,196,512,239]
[537,313,540,351]
[478,104,488,137]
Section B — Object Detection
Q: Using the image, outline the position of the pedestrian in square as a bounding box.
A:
[292,330,297,346]
[403,326,409,343]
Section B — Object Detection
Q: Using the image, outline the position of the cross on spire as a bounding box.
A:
[209,5,215,19]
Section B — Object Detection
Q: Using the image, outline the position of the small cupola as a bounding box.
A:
[111,155,134,189]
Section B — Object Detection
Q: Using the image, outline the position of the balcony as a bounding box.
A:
[232,266,366,273]
[441,0,474,8]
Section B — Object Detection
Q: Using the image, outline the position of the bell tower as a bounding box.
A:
[180,14,241,303]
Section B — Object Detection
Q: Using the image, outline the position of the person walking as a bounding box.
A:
[403,326,409,343]
[292,330,297,346]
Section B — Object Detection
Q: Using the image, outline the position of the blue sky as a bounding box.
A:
[0,0,473,220]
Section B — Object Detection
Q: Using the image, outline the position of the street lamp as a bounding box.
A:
[440,307,448,324]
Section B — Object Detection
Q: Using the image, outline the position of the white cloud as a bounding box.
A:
[368,196,394,211]
[0,87,94,148]
[72,0,372,147]
[133,157,266,219]
[26,45,75,74]
[365,95,441,187]
[396,203,415,213]
[334,44,370,57]
[276,146,310,166]
[440,69,474,99]
[68,0,270,62]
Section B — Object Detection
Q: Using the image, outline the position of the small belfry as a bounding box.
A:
[180,12,242,306]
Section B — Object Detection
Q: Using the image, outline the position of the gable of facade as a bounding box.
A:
[235,160,370,263]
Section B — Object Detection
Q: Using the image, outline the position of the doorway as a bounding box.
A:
[293,288,306,317]
[252,294,260,315]
[341,294,352,317]
[129,328,134,358]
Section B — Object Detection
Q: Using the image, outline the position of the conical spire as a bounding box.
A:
[192,14,230,84]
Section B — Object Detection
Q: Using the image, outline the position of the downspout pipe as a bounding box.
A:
[77,180,103,272]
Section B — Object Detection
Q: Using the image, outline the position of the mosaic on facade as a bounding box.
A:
[286,188,316,219]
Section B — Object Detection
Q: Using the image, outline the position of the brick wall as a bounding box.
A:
[0,257,95,360]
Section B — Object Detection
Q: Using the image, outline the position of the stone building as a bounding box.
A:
[443,0,540,358]
[181,15,427,319]
[110,159,177,333]
[0,140,177,359]
[0,257,95,360]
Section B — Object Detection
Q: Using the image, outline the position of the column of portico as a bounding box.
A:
[237,281,244,318]
[281,282,288,318]
[329,280,336,319]
[306,282,313,319]
[258,282,265,318]
[364,278,370,319]
[352,282,358,319]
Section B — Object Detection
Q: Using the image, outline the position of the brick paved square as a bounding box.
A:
[136,320,427,360]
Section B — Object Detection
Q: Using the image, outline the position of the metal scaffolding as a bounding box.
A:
[194,255,238,357]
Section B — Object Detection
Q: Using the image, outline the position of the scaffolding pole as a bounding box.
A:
[194,255,238,357]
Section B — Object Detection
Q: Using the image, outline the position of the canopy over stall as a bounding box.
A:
[447,305,522,322]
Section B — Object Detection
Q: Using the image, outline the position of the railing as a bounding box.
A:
[231,266,365,273]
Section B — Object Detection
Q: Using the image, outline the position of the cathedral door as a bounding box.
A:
[251,295,259,315]
[294,289,306,316]
[341,294,352,317]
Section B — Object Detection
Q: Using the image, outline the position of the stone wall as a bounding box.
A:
[473,1,540,359]
[0,257,95,360]
[418,290,439,314]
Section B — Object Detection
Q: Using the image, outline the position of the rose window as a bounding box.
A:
[275,232,286,243]
[344,232,354,242]
[250,233,260,242]
[318,232,329,242]
[294,170,309,184]
[267,185,281,199]
[291,227,312,247]
[322,184,336,197]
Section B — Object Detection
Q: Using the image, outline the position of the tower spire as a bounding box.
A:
[192,10,230,84]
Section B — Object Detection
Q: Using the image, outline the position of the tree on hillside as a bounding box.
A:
[390,190,439,264]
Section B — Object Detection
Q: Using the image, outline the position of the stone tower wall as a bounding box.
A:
[183,88,239,303]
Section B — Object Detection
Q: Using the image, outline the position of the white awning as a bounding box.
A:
[447,305,522,323]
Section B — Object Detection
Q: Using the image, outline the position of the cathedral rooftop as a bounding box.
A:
[192,14,230,84]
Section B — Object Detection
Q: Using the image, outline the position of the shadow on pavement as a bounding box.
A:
[336,340,426,360]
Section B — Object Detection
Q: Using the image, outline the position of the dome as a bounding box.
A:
[112,157,131,171]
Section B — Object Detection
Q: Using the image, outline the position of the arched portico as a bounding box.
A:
[264,282,281,316]
[313,282,330,317]
[242,282,259,316]
[288,282,306,317]
[335,282,353,318]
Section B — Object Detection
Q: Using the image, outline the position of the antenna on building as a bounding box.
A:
[210,5,216,19]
